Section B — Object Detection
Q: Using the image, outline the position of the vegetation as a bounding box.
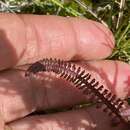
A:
[0,0,130,63]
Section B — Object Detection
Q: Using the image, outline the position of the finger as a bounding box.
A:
[79,60,130,98]
[0,69,87,123]
[8,107,128,130]
[0,60,130,123]
[0,13,115,70]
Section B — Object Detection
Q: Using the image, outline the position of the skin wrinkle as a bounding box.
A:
[31,21,42,61]
[16,15,27,65]
[47,33,55,59]
[17,15,39,65]
[36,16,53,59]
[15,15,29,65]
[25,24,38,63]
[21,15,77,62]
[67,17,79,60]
[45,17,76,60]
[29,23,41,62]
[50,34,67,57]
[69,17,90,60]
[111,61,118,95]
[29,19,40,62]
[34,76,50,111]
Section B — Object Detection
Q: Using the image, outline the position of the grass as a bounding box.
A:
[0,0,130,63]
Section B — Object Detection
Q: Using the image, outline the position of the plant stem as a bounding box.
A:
[117,22,130,46]
[74,0,108,27]
[116,0,126,29]
[51,0,82,16]
[0,1,15,13]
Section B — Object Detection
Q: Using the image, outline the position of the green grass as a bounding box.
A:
[0,0,130,63]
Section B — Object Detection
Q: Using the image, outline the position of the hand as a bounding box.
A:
[0,13,129,130]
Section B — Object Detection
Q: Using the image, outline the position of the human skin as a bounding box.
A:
[0,13,129,130]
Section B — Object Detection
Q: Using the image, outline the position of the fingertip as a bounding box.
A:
[80,60,130,99]
[90,20,115,48]
[69,17,115,60]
